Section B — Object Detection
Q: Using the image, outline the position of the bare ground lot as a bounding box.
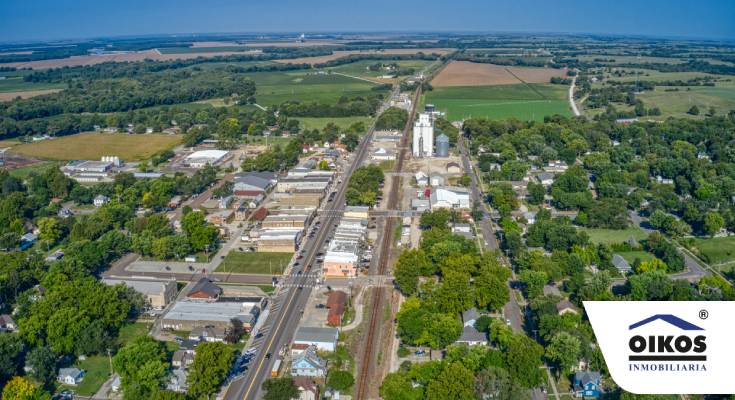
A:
[275,48,452,65]
[431,60,567,87]
[0,49,262,70]
[0,89,62,101]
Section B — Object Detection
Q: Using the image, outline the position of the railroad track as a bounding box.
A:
[354,86,421,400]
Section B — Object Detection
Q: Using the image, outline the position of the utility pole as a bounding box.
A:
[107,348,113,376]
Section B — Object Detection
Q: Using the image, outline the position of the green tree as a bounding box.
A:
[113,337,168,400]
[393,249,433,296]
[527,182,545,205]
[327,370,354,391]
[380,371,423,400]
[545,332,581,374]
[187,342,234,399]
[26,347,57,387]
[37,217,63,245]
[474,270,508,311]
[518,270,547,299]
[703,212,724,237]
[0,333,23,386]
[425,362,474,400]
[2,376,49,400]
[473,367,527,400]
[262,377,299,400]
[687,105,700,115]
[504,335,544,388]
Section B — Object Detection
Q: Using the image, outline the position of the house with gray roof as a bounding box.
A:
[456,325,487,346]
[291,345,327,377]
[58,368,85,385]
[612,254,632,274]
[293,326,338,352]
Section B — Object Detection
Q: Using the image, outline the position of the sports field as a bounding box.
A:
[247,70,383,106]
[9,132,181,161]
[216,251,293,274]
[424,83,571,121]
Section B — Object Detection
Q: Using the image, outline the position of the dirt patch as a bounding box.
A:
[0,89,63,101]
[432,60,566,87]
[275,48,452,65]
[0,151,44,171]
[0,49,261,70]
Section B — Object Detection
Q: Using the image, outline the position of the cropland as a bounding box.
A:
[431,60,567,86]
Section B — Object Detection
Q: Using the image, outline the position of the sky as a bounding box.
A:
[1,0,734,42]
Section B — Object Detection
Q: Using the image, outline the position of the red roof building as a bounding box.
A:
[326,291,347,327]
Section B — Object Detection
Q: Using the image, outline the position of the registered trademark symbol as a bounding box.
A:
[699,309,709,320]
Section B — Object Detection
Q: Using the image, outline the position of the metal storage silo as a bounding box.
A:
[435,134,449,157]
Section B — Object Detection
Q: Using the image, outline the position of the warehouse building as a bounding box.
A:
[162,300,261,331]
[293,326,339,352]
[185,150,229,168]
[102,277,177,310]
[276,176,332,193]
[257,229,302,252]
[430,186,471,209]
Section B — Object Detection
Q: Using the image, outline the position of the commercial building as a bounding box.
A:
[61,159,114,183]
[293,326,339,352]
[162,300,261,331]
[271,192,323,208]
[412,112,434,157]
[326,291,347,327]
[430,186,471,209]
[234,172,277,197]
[257,229,302,252]
[276,176,332,193]
[102,277,178,310]
[186,277,223,301]
[184,150,229,168]
[323,239,360,277]
[262,214,310,230]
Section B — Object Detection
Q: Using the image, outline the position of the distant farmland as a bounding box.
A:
[431,60,567,87]
[248,70,382,106]
[425,83,571,121]
[10,132,181,161]
[275,48,451,65]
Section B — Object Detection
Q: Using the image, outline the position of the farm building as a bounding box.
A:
[412,113,434,157]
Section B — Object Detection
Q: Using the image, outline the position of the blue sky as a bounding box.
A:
[1,0,734,42]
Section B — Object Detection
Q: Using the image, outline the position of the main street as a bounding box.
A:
[223,87,399,400]
[457,136,524,333]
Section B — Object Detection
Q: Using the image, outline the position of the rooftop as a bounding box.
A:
[294,326,339,343]
[186,150,229,160]
[163,301,256,323]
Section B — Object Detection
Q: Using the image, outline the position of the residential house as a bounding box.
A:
[58,368,85,385]
[556,299,579,315]
[326,291,347,327]
[186,278,223,301]
[93,194,109,207]
[446,162,462,174]
[172,350,194,368]
[429,174,445,187]
[574,371,602,398]
[19,233,37,250]
[45,249,64,262]
[293,326,338,352]
[0,314,16,332]
[291,345,327,377]
[415,171,428,186]
[537,172,555,186]
[523,211,537,225]
[545,160,569,173]
[293,377,320,400]
[612,254,632,274]
[167,368,188,392]
[456,308,487,346]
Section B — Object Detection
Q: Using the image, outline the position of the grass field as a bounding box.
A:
[116,322,151,345]
[691,236,735,265]
[638,84,735,119]
[248,70,383,106]
[324,60,433,78]
[9,132,181,161]
[60,355,111,396]
[616,250,657,264]
[295,116,372,131]
[216,251,293,274]
[581,227,649,245]
[424,83,570,121]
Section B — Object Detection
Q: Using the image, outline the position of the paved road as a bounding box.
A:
[223,88,399,400]
[458,137,524,333]
[568,75,581,117]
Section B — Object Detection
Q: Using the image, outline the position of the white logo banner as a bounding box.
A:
[584,301,735,394]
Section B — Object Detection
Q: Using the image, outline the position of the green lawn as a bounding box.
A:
[295,116,372,131]
[256,284,276,294]
[691,236,735,265]
[424,83,571,121]
[616,250,657,264]
[216,251,293,274]
[580,227,648,245]
[637,84,735,119]
[247,70,384,106]
[60,356,111,396]
[117,322,151,346]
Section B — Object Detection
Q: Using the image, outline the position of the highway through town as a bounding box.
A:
[223,88,399,400]
[458,136,524,333]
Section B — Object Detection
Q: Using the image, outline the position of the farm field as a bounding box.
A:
[216,251,293,274]
[424,83,570,121]
[158,46,261,54]
[0,72,65,100]
[581,227,649,245]
[691,236,735,265]
[9,132,181,161]
[431,60,567,87]
[296,116,371,131]
[637,85,735,118]
[275,48,451,65]
[324,59,433,78]
[248,70,382,106]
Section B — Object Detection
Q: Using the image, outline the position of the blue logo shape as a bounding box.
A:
[629,314,704,331]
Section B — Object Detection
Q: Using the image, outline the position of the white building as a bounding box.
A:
[293,326,339,352]
[412,113,434,157]
[185,150,229,168]
[430,186,471,209]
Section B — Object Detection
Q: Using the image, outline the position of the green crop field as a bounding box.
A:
[325,59,433,78]
[0,76,65,92]
[424,83,571,121]
[216,251,293,274]
[295,116,372,131]
[247,70,383,106]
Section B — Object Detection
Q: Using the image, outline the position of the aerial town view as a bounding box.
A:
[0,1,734,400]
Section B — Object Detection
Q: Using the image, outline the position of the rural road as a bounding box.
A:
[569,76,581,117]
